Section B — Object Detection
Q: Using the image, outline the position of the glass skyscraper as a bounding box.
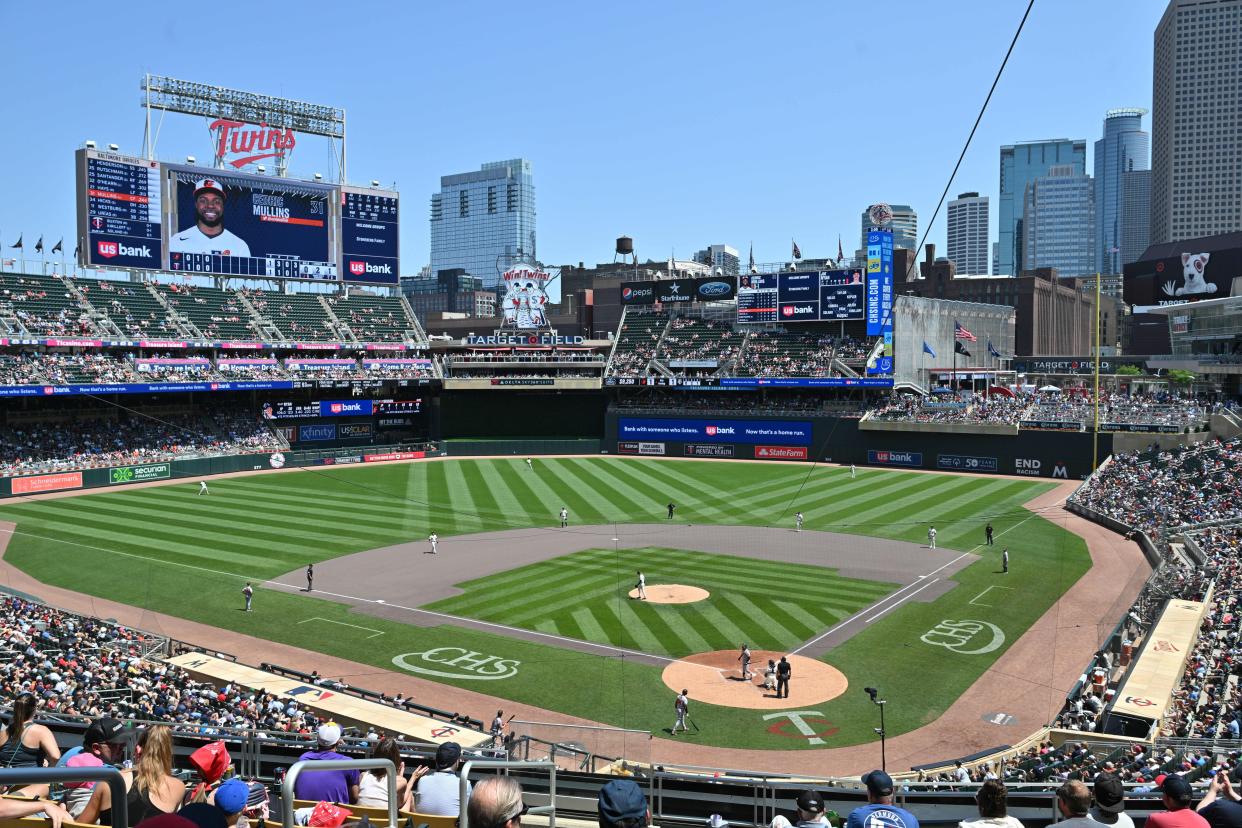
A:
[1093,109,1149,275]
[946,192,990,274]
[1022,165,1096,279]
[429,159,536,288]
[998,140,1086,276]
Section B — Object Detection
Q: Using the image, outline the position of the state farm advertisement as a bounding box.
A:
[11,472,84,495]
[754,446,809,461]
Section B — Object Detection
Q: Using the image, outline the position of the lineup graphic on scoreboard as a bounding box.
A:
[76,148,399,284]
[736,269,867,323]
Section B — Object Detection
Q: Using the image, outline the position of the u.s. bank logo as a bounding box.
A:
[392,648,520,680]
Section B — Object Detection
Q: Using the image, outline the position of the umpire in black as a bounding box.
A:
[776,655,792,699]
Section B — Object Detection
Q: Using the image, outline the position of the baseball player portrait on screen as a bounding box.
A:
[170,177,253,257]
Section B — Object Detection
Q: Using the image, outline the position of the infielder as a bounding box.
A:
[170,178,253,257]
[428,532,439,554]
[306,564,314,592]
[672,689,689,735]
[635,571,646,600]
[198,480,209,496]
[795,512,804,532]
[242,583,253,612]
[928,525,937,550]
[559,507,568,528]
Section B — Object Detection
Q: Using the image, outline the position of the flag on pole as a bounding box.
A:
[51,239,63,255]
[922,341,936,358]
[954,320,977,342]
[792,239,802,260]
[955,340,972,357]
[34,237,43,254]
[11,235,22,249]
[988,340,1001,359]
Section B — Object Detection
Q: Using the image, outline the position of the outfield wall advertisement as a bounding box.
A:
[618,418,812,446]
[606,413,1111,479]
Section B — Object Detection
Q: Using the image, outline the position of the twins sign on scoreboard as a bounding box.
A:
[75,148,399,285]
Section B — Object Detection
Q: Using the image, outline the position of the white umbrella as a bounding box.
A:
[1039,385,1062,392]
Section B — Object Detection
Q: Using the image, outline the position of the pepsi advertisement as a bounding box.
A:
[618,417,812,445]
[619,276,737,304]
[340,187,399,285]
[165,165,337,280]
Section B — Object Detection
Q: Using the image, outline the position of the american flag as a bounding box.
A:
[954,321,977,342]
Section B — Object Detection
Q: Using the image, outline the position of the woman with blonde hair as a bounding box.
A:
[79,725,186,826]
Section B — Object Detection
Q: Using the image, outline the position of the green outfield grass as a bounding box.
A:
[426,546,895,657]
[0,458,1089,750]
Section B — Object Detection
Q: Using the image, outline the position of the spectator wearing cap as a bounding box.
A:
[178,802,227,828]
[771,790,831,828]
[1056,781,1101,828]
[1197,770,1242,828]
[1149,774,1209,828]
[959,780,1022,828]
[1091,773,1134,828]
[79,724,186,827]
[467,777,527,828]
[292,723,359,805]
[60,717,132,817]
[847,771,918,828]
[415,741,471,816]
[210,778,250,828]
[598,779,649,828]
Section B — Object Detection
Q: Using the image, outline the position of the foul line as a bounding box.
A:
[297,616,384,639]
[864,578,941,623]
[969,585,1015,607]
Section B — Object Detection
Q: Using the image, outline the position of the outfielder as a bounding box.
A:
[170,178,253,257]
[428,532,439,554]
[850,464,856,479]
[198,480,209,496]
[526,458,533,470]
[795,512,804,532]
[672,689,689,735]
[242,583,253,612]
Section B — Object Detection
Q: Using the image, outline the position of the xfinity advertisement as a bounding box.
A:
[618,417,811,445]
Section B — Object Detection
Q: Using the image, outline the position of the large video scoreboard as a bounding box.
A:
[736,269,867,323]
[75,148,399,285]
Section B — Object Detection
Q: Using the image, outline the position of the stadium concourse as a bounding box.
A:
[0,456,1148,777]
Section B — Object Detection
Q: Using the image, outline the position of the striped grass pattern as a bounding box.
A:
[425,546,894,657]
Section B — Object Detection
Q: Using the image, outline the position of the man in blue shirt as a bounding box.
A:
[846,771,919,828]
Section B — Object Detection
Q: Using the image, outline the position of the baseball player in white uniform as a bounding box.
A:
[198,480,209,496]
[672,689,689,735]
[559,507,568,528]
[635,571,646,600]
[170,178,253,257]
[928,525,937,549]
[428,532,439,554]
[850,464,856,479]
[795,512,803,532]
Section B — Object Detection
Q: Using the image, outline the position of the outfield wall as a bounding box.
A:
[0,444,444,499]
[604,413,1112,480]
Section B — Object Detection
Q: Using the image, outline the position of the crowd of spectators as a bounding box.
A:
[871,393,1031,425]
[740,331,837,377]
[0,407,283,476]
[0,275,96,337]
[657,317,743,364]
[870,390,1212,430]
[614,390,832,414]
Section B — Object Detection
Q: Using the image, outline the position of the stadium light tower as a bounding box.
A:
[865,686,887,772]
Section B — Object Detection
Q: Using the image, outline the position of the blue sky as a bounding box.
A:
[1,0,1166,274]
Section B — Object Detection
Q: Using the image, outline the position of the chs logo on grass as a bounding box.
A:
[392,647,520,681]
[96,240,152,259]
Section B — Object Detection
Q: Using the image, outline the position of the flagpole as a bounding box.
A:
[1092,272,1101,471]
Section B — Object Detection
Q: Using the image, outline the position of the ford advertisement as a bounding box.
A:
[618,417,811,446]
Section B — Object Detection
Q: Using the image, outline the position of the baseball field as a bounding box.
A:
[0,457,1089,750]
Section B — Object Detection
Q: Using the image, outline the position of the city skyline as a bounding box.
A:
[1,0,1169,278]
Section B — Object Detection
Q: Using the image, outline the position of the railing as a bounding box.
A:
[282,759,398,828]
[458,760,556,828]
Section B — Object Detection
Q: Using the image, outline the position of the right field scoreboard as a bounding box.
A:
[75,148,399,285]
[736,269,868,323]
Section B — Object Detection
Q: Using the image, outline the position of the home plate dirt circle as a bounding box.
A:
[662,650,848,710]
[627,584,710,604]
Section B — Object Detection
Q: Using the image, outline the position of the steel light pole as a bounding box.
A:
[865,686,887,772]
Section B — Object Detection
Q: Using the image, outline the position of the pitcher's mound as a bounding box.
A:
[627,584,709,604]
[662,650,848,710]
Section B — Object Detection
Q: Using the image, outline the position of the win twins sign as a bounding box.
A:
[618,417,812,446]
